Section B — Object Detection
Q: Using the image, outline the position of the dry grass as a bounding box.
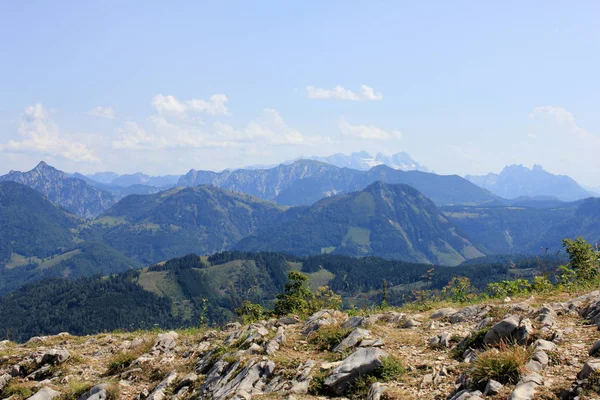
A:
[470,343,531,386]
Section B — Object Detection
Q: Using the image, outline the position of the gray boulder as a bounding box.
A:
[484,316,519,345]
[301,310,346,335]
[343,316,366,330]
[324,347,388,395]
[484,379,503,396]
[366,382,388,400]
[0,373,11,392]
[41,349,70,366]
[78,384,109,400]
[333,328,371,353]
[578,359,600,380]
[430,308,457,320]
[590,340,600,356]
[147,371,178,400]
[27,387,60,400]
[152,332,178,354]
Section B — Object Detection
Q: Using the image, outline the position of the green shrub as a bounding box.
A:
[451,328,489,360]
[307,324,349,351]
[274,271,316,317]
[487,279,531,298]
[235,300,267,323]
[441,277,476,303]
[532,275,554,293]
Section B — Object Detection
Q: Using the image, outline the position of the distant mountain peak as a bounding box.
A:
[0,161,117,218]
[467,164,593,201]
[289,151,430,172]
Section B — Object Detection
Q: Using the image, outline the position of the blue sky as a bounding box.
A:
[1,1,599,185]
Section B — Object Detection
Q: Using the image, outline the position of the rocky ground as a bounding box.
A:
[3,290,600,400]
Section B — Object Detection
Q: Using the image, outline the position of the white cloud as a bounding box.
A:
[529,106,590,138]
[339,117,402,140]
[152,94,231,116]
[359,85,384,101]
[88,106,115,119]
[307,85,360,100]
[526,106,600,183]
[111,106,328,151]
[0,104,100,163]
[306,85,383,101]
[112,121,158,150]
[244,108,306,145]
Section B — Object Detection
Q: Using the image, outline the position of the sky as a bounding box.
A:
[1,1,599,185]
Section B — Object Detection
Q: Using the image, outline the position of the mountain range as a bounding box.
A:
[178,159,499,206]
[2,157,600,297]
[466,164,595,201]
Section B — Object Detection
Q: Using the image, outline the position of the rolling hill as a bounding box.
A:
[94,185,287,264]
[235,182,484,265]
[0,181,79,262]
[0,181,137,294]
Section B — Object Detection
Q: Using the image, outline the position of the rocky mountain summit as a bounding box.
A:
[3,290,600,399]
[0,162,117,218]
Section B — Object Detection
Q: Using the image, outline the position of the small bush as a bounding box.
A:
[307,324,349,351]
[375,355,406,381]
[308,371,327,395]
[470,344,530,386]
[64,381,93,400]
[582,371,600,395]
[487,279,532,298]
[105,383,121,400]
[235,300,267,324]
[106,351,137,375]
[532,275,554,293]
[451,328,489,360]
[441,277,476,303]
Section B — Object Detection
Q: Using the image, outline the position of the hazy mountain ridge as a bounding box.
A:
[179,159,499,206]
[466,164,595,201]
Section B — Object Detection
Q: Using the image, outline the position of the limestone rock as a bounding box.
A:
[366,382,388,400]
[41,349,70,366]
[147,371,178,400]
[484,379,502,396]
[324,347,388,395]
[484,316,519,345]
[333,328,371,353]
[78,384,109,400]
[27,387,60,400]
[402,319,421,329]
[301,310,346,335]
[430,308,457,320]
[343,316,366,330]
[577,359,600,380]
